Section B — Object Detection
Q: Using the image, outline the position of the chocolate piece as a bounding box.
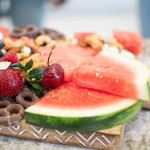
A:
[11,25,39,38]
[39,28,65,40]
[25,25,39,38]
[0,101,24,126]
[16,88,39,108]
[6,104,24,124]
[0,96,16,102]
[11,27,27,38]
[0,41,4,49]
[38,88,49,98]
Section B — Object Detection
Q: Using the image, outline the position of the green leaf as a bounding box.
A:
[28,67,44,79]
[11,63,20,67]
[11,66,20,70]
[28,76,43,84]
[31,87,43,95]
[19,63,27,72]
[28,80,39,84]
[35,74,44,81]
[147,79,150,100]
[25,59,33,70]
[31,83,44,89]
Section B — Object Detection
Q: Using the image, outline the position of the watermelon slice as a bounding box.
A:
[74,32,95,39]
[113,29,142,55]
[25,82,143,131]
[39,44,98,81]
[73,50,150,101]
[0,26,10,38]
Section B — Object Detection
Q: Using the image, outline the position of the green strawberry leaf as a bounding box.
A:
[11,63,20,70]
[28,67,44,79]
[31,83,44,89]
[11,63,20,67]
[25,59,33,70]
[31,87,43,95]
[35,74,44,81]
[11,66,20,70]
[28,78,43,84]
[19,63,27,72]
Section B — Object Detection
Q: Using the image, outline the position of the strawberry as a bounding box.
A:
[0,26,10,38]
[0,67,25,96]
[0,52,18,64]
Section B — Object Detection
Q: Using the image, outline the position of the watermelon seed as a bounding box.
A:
[100,75,103,78]
[96,72,100,77]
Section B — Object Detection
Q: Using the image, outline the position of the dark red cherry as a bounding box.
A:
[40,64,64,88]
[40,46,64,88]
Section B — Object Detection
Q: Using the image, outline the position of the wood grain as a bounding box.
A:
[0,119,124,150]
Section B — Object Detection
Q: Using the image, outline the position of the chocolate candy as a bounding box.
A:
[0,101,24,126]
[11,24,39,38]
[16,88,39,108]
[0,41,4,49]
[0,96,16,102]
[39,28,65,40]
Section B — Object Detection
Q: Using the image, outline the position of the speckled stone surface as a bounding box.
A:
[122,109,150,150]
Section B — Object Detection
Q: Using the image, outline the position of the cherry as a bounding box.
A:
[40,46,64,88]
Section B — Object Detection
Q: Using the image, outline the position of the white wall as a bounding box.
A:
[49,0,138,14]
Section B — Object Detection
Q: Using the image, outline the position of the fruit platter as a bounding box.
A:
[0,25,148,149]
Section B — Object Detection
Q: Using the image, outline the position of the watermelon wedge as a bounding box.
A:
[39,44,98,81]
[74,32,95,39]
[0,26,10,38]
[25,82,143,132]
[73,50,150,101]
[113,29,142,55]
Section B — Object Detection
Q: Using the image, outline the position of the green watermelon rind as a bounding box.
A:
[147,79,150,100]
[25,100,143,132]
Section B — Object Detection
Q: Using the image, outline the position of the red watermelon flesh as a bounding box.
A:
[73,50,150,100]
[39,44,97,81]
[74,32,95,39]
[35,82,133,109]
[37,44,97,56]
[0,26,10,38]
[74,55,137,98]
[113,29,142,55]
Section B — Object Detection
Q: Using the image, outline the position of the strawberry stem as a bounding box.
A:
[47,45,55,67]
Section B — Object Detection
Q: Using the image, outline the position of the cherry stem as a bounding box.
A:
[47,45,55,67]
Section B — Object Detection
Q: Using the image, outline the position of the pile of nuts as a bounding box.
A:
[77,33,124,51]
[2,35,71,69]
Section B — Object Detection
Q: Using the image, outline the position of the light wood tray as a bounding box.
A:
[0,120,124,150]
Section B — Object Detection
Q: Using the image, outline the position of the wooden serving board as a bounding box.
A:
[0,119,124,150]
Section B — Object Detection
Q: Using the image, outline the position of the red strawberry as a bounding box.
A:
[0,26,10,38]
[0,52,18,64]
[0,68,25,96]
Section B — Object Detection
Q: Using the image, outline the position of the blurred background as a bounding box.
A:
[0,0,149,38]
